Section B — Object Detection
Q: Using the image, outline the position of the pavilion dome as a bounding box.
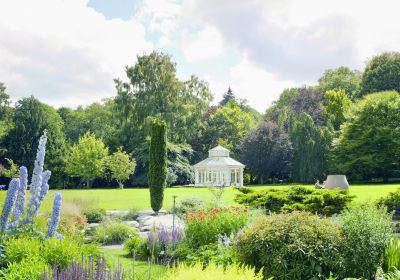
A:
[208,145,230,157]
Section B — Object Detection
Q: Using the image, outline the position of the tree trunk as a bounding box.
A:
[118,180,124,189]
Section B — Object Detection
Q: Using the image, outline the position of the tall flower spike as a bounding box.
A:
[25,132,47,224]
[47,192,63,239]
[0,178,19,232]
[9,167,28,228]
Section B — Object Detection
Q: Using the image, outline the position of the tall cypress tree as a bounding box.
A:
[148,119,167,213]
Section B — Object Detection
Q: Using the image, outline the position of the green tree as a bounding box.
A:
[289,113,333,183]
[317,66,362,99]
[58,100,117,148]
[219,87,235,106]
[148,119,167,213]
[238,121,293,184]
[360,52,400,97]
[330,91,400,182]
[0,83,13,156]
[196,101,256,157]
[65,132,109,188]
[114,52,212,145]
[324,89,352,130]
[4,96,66,184]
[106,149,136,189]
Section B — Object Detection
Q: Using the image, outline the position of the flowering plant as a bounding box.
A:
[184,207,249,248]
[147,226,184,260]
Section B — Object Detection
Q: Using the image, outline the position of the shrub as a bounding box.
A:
[0,257,48,280]
[83,208,106,223]
[2,237,41,264]
[236,211,344,279]
[184,208,249,248]
[175,197,205,216]
[121,209,139,221]
[124,236,148,258]
[161,262,263,280]
[42,238,100,267]
[94,220,138,245]
[339,203,392,279]
[235,186,353,216]
[377,189,400,215]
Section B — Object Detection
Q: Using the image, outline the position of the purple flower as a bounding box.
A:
[9,166,28,228]
[47,192,63,238]
[171,226,184,243]
[0,185,5,190]
[0,178,19,232]
[25,133,47,224]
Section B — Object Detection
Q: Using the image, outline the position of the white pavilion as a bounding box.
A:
[193,145,245,187]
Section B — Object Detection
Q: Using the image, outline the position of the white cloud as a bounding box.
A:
[179,26,224,62]
[0,0,152,107]
[206,57,295,112]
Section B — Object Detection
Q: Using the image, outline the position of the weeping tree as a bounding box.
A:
[148,119,167,213]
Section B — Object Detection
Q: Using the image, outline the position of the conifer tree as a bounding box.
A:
[148,119,167,213]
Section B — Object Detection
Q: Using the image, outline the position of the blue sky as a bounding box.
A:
[1,0,399,111]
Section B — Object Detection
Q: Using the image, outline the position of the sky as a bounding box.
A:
[0,0,399,112]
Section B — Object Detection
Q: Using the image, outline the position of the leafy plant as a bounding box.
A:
[161,262,263,280]
[175,197,205,216]
[339,203,392,279]
[83,208,106,223]
[383,235,400,272]
[184,207,249,248]
[106,148,136,189]
[0,257,48,280]
[235,186,353,216]
[124,236,148,258]
[93,220,138,245]
[2,236,42,264]
[236,211,344,280]
[377,189,400,215]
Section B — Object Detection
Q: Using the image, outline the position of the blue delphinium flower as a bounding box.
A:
[0,178,19,232]
[47,192,63,239]
[9,166,28,228]
[25,133,47,224]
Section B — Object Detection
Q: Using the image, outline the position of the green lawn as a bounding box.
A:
[101,248,166,279]
[1,184,399,212]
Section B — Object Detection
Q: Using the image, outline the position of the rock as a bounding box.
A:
[138,214,184,232]
[125,221,140,228]
[138,231,149,238]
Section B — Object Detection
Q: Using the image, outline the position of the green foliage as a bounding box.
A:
[377,188,400,214]
[106,149,136,188]
[265,88,299,122]
[0,257,48,280]
[330,91,400,182]
[289,113,333,183]
[93,220,138,245]
[2,237,42,264]
[124,235,148,257]
[235,186,354,216]
[148,119,167,213]
[65,132,109,187]
[339,203,392,279]
[176,242,237,268]
[317,66,362,99]
[161,262,263,280]
[236,211,344,280]
[184,208,249,248]
[175,197,205,216]
[114,52,212,146]
[0,158,19,178]
[324,89,352,130]
[238,121,293,183]
[383,235,400,273]
[82,208,106,223]
[3,96,67,184]
[288,87,326,125]
[360,52,400,97]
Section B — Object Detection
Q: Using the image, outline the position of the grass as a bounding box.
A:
[101,248,166,279]
[0,184,399,212]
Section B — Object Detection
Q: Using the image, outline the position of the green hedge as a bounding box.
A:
[235,186,353,216]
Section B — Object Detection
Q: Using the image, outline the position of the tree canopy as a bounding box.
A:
[330,91,400,182]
